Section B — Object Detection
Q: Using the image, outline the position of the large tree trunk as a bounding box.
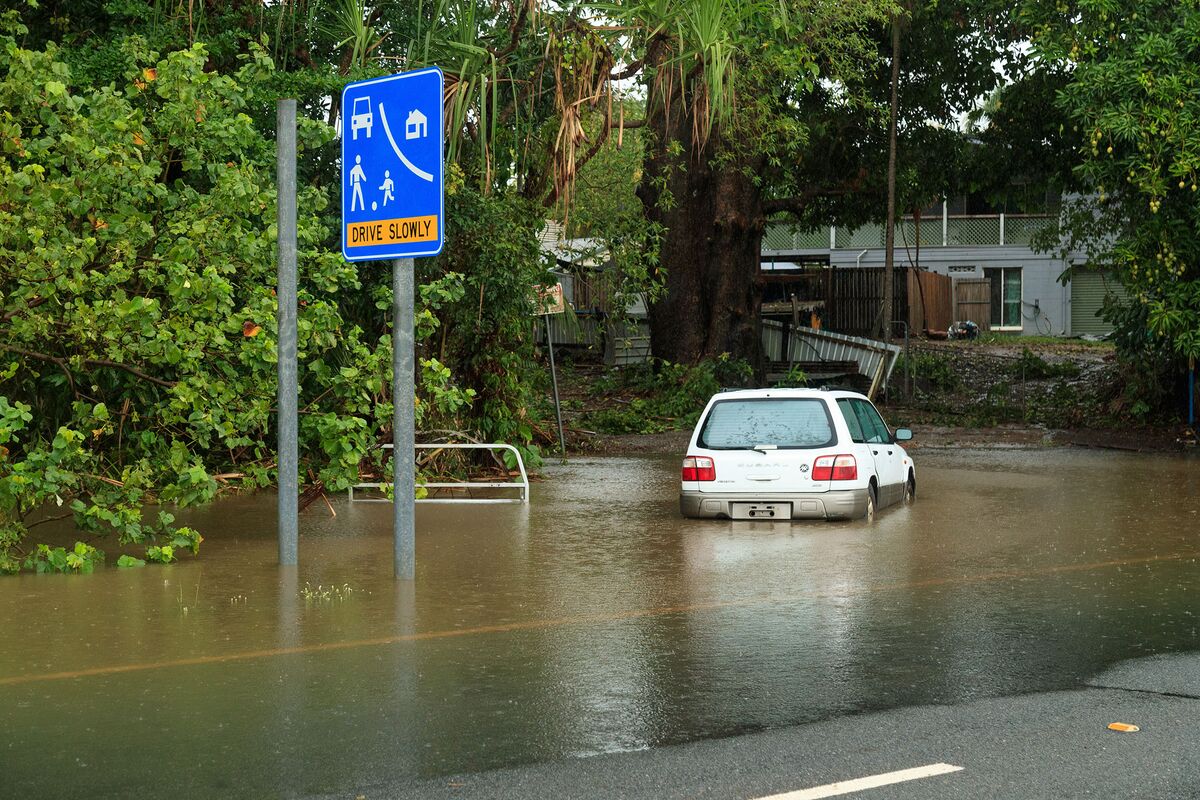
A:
[638,51,766,367]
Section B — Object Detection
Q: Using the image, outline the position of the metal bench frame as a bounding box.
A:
[348,442,530,504]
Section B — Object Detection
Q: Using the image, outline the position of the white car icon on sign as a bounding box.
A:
[351,96,373,140]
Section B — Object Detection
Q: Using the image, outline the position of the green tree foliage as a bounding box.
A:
[0,19,488,571]
[1,3,558,572]
[786,0,1033,231]
[965,70,1076,214]
[1027,0,1200,407]
[427,168,553,455]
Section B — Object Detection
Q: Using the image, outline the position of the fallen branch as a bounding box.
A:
[2,296,49,322]
[0,343,176,389]
[83,473,125,487]
[25,512,74,531]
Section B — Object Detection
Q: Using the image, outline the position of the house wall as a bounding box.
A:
[762,245,1087,336]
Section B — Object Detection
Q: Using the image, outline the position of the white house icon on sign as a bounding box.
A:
[405,109,428,140]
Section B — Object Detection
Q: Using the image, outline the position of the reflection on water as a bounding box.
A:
[2,448,1199,798]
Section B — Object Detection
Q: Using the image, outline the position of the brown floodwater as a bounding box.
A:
[2,447,1199,798]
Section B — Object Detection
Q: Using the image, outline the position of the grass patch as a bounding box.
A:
[974,333,1114,349]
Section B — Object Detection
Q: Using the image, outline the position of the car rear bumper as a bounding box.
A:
[679,489,869,521]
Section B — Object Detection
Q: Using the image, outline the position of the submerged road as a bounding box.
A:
[2,447,1199,798]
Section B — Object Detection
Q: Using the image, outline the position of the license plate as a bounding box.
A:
[732,503,791,520]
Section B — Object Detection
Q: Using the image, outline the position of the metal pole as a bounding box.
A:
[545,315,566,456]
[890,320,909,400]
[394,257,416,580]
[276,99,298,566]
[1189,357,1196,428]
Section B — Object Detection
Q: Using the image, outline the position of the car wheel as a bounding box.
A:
[903,474,916,505]
[864,483,877,521]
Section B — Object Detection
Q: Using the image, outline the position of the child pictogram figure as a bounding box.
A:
[379,170,395,207]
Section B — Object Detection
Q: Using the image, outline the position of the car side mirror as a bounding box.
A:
[894,428,913,442]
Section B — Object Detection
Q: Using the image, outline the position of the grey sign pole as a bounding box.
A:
[276,99,298,565]
[341,69,442,579]
[544,315,566,455]
[393,258,416,579]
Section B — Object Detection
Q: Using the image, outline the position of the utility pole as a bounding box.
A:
[882,11,902,343]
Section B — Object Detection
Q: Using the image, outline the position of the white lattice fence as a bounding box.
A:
[947,217,1001,246]
[1003,216,1054,246]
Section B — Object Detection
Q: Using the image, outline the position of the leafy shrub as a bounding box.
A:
[775,365,809,388]
[582,355,753,435]
[23,542,104,574]
[901,354,962,392]
[0,23,550,572]
[1009,348,1081,380]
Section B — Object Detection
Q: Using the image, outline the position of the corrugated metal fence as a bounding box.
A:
[535,313,650,366]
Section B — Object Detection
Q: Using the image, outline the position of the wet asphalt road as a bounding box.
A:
[2,446,1199,798]
[318,652,1200,800]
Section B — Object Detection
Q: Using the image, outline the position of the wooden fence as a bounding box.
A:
[911,269,952,335]
[822,268,952,338]
[953,278,991,331]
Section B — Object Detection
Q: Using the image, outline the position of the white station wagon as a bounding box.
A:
[680,388,915,521]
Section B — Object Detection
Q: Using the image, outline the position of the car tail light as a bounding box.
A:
[682,456,715,482]
[812,454,857,481]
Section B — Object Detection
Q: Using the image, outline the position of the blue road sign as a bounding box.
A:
[341,68,444,261]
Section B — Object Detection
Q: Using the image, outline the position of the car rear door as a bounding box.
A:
[694,398,836,494]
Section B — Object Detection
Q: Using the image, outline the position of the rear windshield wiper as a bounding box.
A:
[751,444,778,454]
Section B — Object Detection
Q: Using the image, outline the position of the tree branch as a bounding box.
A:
[0,344,177,389]
[26,512,74,531]
[2,296,48,322]
[610,58,644,81]
[0,343,77,397]
[762,171,870,217]
[543,119,613,209]
[491,0,532,62]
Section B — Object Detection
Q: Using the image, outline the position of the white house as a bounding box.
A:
[762,196,1128,337]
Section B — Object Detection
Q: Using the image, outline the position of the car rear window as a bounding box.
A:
[698,398,836,449]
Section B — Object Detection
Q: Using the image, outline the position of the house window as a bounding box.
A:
[983,267,1022,329]
[949,265,976,274]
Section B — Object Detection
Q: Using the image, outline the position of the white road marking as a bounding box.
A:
[753,763,964,800]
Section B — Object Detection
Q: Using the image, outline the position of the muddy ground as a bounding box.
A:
[573,424,1192,457]
[550,337,1197,457]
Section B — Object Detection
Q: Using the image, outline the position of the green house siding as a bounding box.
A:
[1070,271,1128,335]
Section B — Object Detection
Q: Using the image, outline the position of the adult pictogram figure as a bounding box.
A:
[379,170,395,207]
[349,155,367,212]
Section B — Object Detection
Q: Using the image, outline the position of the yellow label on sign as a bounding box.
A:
[345,215,438,248]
